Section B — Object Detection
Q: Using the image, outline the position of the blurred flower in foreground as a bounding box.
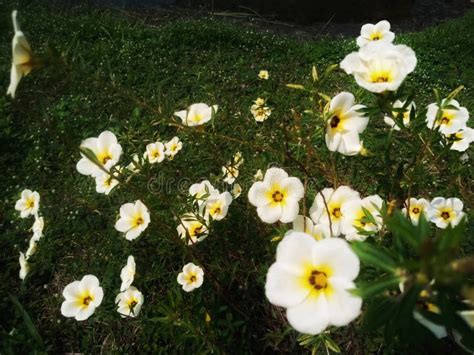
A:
[356,20,395,47]
[164,136,183,158]
[428,197,465,229]
[266,232,362,334]
[115,200,150,241]
[384,100,415,131]
[15,189,40,218]
[248,167,304,224]
[60,275,104,321]
[116,286,144,318]
[177,262,204,292]
[7,11,34,98]
[174,103,218,126]
[120,255,136,292]
[258,70,269,80]
[402,197,430,225]
[426,99,469,135]
[251,97,272,122]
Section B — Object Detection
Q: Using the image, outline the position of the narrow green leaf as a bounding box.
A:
[351,242,397,272]
[352,275,401,299]
[9,295,44,349]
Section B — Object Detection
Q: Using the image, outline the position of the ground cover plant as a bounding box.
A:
[1,2,473,353]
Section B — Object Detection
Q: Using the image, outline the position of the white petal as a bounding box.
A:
[286,295,330,335]
[265,264,310,308]
[276,231,316,274]
[257,204,282,224]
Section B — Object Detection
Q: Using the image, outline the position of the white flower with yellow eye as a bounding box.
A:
[384,100,415,131]
[15,189,40,218]
[447,127,474,152]
[189,180,218,205]
[310,186,360,237]
[164,136,183,158]
[402,198,430,225]
[325,92,369,155]
[232,183,242,198]
[174,103,218,126]
[340,41,417,93]
[32,216,44,238]
[60,275,104,321]
[266,232,362,335]
[356,20,395,47]
[258,70,269,80]
[205,191,232,221]
[126,153,142,173]
[248,167,304,224]
[19,252,29,280]
[120,255,136,292]
[426,99,469,135]
[76,131,122,177]
[144,142,165,163]
[177,213,209,245]
[292,215,331,241]
[115,286,144,318]
[427,197,465,229]
[251,98,272,122]
[115,200,150,241]
[177,263,204,292]
[341,195,384,241]
[95,167,121,195]
[7,11,34,98]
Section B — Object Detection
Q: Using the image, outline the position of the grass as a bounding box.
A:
[0,1,473,352]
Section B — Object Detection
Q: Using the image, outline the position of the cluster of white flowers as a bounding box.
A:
[403,197,465,228]
[177,262,204,292]
[117,256,144,317]
[222,151,244,185]
[250,97,272,122]
[15,189,45,280]
[174,103,217,126]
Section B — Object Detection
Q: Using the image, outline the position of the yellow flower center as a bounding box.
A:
[98,152,112,165]
[308,270,328,290]
[331,207,342,219]
[330,116,341,129]
[412,207,420,214]
[27,198,35,208]
[133,215,144,227]
[300,264,333,297]
[370,69,393,83]
[189,222,204,237]
[370,32,382,41]
[272,191,284,203]
[191,114,203,123]
[209,202,222,217]
[82,295,92,306]
[441,211,451,220]
[128,298,138,311]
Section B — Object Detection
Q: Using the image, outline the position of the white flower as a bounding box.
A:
[177,213,209,245]
[248,167,304,224]
[258,70,269,80]
[115,200,150,241]
[205,191,232,221]
[120,255,136,292]
[265,232,362,335]
[402,198,430,225]
[309,186,360,237]
[7,11,34,99]
[76,131,122,177]
[325,92,369,155]
[189,180,218,205]
[174,103,218,126]
[126,154,142,173]
[251,98,272,122]
[115,286,144,318]
[15,189,40,218]
[222,165,239,184]
[254,169,264,181]
[19,252,29,280]
[232,183,242,198]
[164,136,183,158]
[144,142,165,163]
[341,195,384,241]
[448,127,474,152]
[177,263,204,292]
[356,20,395,47]
[292,215,331,241]
[60,275,104,321]
[340,41,417,93]
[426,99,469,135]
[428,197,465,229]
[95,169,121,195]
[384,100,415,131]
[32,216,44,237]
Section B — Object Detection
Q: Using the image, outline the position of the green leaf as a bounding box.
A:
[311,65,318,82]
[324,336,341,353]
[386,210,421,249]
[9,295,45,349]
[352,274,401,299]
[446,85,464,101]
[436,217,466,253]
[351,242,398,272]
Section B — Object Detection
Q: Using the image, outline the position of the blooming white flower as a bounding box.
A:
[340,41,417,93]
[76,131,122,177]
[266,232,362,335]
[310,186,360,237]
[251,98,272,122]
[428,197,465,229]
[115,286,144,317]
[205,191,232,221]
[177,263,204,292]
[120,255,136,292]
[248,167,304,224]
[384,100,415,131]
[189,180,218,205]
[325,92,368,155]
[32,215,44,238]
[402,198,430,225]
[232,183,242,198]
[95,168,121,195]
[292,215,331,241]
[19,252,29,280]
[177,213,209,245]
[447,127,474,152]
[258,70,269,80]
[341,195,384,241]
[7,11,34,98]
[356,20,395,47]
[126,153,142,173]
[115,200,150,241]
[144,141,165,163]
[60,275,104,321]
[174,103,218,126]
[15,189,40,218]
[426,99,469,135]
[164,136,183,158]
[254,169,264,181]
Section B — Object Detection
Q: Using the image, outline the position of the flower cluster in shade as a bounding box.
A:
[251,97,272,122]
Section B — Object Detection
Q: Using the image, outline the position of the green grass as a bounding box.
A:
[0,1,473,352]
